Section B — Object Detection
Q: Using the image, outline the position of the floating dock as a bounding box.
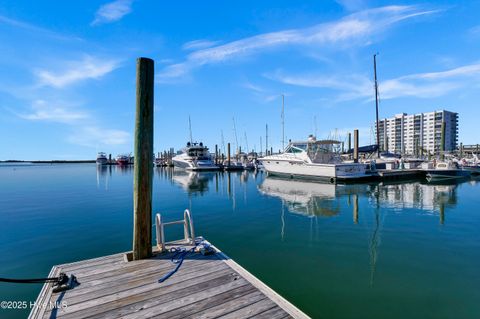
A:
[371,169,424,181]
[29,239,309,319]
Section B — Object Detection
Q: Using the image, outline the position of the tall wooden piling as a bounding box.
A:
[348,133,351,152]
[440,121,446,159]
[133,57,154,260]
[227,143,231,166]
[215,144,218,165]
[353,129,359,163]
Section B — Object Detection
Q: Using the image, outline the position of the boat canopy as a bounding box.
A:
[345,144,379,154]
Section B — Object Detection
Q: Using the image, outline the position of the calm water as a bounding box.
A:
[0,164,479,318]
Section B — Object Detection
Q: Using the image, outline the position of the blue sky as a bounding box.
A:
[1,0,479,160]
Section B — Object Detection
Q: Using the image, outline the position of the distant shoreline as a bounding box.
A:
[0,160,96,164]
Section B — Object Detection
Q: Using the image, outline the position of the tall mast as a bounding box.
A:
[244,132,249,153]
[188,115,193,143]
[221,130,225,155]
[281,94,285,150]
[260,136,263,156]
[374,54,380,156]
[265,124,269,155]
[232,117,239,154]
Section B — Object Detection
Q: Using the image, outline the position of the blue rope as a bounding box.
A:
[158,246,195,283]
[158,241,214,283]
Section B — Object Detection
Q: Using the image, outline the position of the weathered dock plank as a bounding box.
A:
[29,240,309,319]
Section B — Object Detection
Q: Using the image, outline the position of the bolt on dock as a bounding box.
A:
[29,239,309,319]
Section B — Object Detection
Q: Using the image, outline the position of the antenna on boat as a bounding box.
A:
[188,115,193,143]
[281,94,285,150]
[374,53,380,157]
[314,115,318,138]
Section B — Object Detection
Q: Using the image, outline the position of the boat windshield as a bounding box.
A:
[187,147,210,159]
[285,144,306,153]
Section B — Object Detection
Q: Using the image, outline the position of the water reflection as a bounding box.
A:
[96,165,112,190]
[170,170,216,195]
[259,177,462,220]
[258,177,371,217]
[258,176,469,287]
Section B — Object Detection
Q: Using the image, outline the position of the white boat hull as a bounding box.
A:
[261,159,367,181]
[172,158,219,171]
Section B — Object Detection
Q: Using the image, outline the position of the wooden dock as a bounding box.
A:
[373,169,424,181]
[29,239,309,319]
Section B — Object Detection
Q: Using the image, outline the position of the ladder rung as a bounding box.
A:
[162,220,185,226]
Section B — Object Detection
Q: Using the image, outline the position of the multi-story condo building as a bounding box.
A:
[376,110,458,155]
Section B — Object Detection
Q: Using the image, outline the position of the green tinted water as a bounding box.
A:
[0,164,479,318]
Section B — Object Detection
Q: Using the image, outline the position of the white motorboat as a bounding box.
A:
[172,142,219,171]
[259,135,368,182]
[96,152,108,165]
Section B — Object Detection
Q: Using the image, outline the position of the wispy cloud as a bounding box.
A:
[17,99,89,124]
[241,81,283,103]
[91,0,133,26]
[268,62,480,101]
[0,14,81,41]
[67,126,130,147]
[35,55,120,88]
[467,25,480,37]
[182,39,220,51]
[157,5,438,82]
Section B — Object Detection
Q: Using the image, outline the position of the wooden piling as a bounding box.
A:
[440,121,446,159]
[133,57,154,260]
[348,133,351,152]
[227,143,231,166]
[215,144,218,165]
[353,129,359,163]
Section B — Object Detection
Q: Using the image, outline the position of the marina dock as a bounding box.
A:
[29,239,309,319]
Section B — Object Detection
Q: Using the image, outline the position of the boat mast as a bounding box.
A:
[221,130,226,155]
[244,132,249,154]
[281,94,285,151]
[232,117,239,154]
[188,115,193,143]
[374,54,380,157]
[260,136,263,156]
[266,124,269,155]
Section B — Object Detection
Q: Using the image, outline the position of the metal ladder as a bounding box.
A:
[155,209,195,252]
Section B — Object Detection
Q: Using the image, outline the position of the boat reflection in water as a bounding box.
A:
[171,170,217,196]
[259,176,463,286]
[259,176,461,222]
[258,176,370,217]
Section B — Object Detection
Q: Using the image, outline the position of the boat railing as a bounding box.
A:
[155,209,195,252]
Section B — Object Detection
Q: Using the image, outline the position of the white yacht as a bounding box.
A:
[96,152,108,165]
[259,135,368,182]
[172,142,219,171]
